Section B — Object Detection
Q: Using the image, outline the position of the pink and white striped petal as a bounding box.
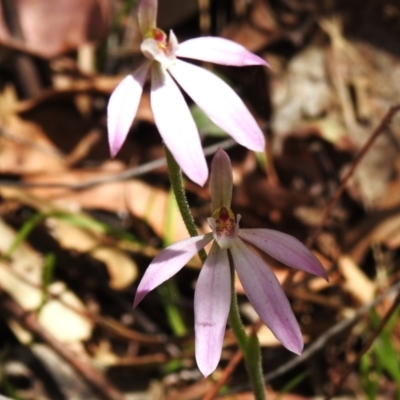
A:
[133,233,213,308]
[238,229,328,280]
[150,63,208,186]
[177,37,268,67]
[194,242,231,377]
[231,238,303,355]
[107,62,151,157]
[169,60,265,153]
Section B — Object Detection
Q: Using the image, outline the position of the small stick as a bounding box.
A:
[0,138,236,191]
[306,104,400,248]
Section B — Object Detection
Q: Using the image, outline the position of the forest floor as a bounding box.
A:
[1,0,400,399]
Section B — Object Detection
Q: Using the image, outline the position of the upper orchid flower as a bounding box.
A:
[134,148,328,377]
[107,0,267,186]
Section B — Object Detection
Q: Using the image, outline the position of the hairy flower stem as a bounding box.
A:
[228,251,266,400]
[165,146,266,397]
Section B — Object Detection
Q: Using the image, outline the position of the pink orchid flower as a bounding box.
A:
[107,0,267,186]
[134,148,328,377]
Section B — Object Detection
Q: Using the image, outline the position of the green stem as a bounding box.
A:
[164,147,207,263]
[228,252,266,400]
[156,187,188,337]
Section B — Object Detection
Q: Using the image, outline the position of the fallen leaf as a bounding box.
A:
[0,186,138,289]
[338,255,376,304]
[0,0,110,58]
[0,218,92,342]
[20,163,190,242]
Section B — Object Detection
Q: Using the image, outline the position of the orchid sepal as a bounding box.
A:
[176,37,269,67]
[138,0,157,35]
[209,147,233,210]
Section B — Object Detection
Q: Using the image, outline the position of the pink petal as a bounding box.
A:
[238,229,328,280]
[177,37,269,67]
[107,62,151,157]
[169,60,265,152]
[194,242,230,377]
[210,148,233,210]
[231,238,303,354]
[133,233,213,307]
[150,63,208,186]
[138,0,157,35]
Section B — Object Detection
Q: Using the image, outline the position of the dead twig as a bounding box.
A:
[307,104,400,248]
[0,138,236,190]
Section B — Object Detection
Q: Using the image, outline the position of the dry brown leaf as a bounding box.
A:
[21,163,190,242]
[0,114,66,174]
[345,205,400,263]
[0,218,92,342]
[14,75,153,124]
[338,255,376,304]
[0,85,66,174]
[0,186,138,289]
[221,0,279,52]
[49,221,137,290]
[0,0,110,58]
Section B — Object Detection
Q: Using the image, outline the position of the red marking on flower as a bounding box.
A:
[219,207,230,221]
[151,28,167,43]
[214,206,236,238]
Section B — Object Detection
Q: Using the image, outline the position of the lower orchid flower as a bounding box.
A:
[133,148,328,377]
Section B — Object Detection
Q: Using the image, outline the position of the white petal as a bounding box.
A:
[169,60,265,152]
[195,242,230,377]
[177,37,268,67]
[107,62,151,157]
[150,63,208,186]
[230,238,303,354]
[238,229,328,280]
[133,233,213,307]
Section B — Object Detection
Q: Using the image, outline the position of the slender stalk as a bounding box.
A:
[228,252,266,400]
[157,187,188,337]
[246,333,267,400]
[227,253,248,349]
[164,146,207,262]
